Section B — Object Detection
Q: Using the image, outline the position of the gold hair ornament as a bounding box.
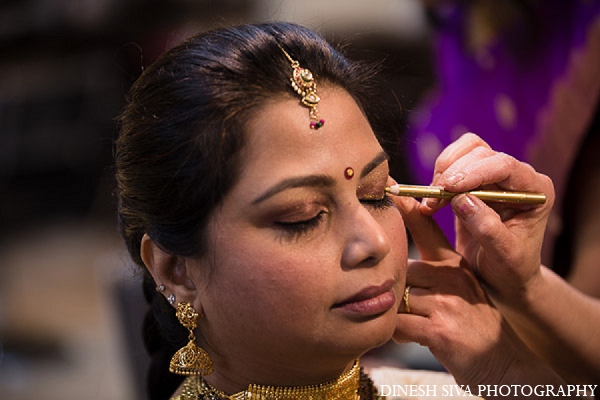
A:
[169,302,214,376]
[280,46,325,130]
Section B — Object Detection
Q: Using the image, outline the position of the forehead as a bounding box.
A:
[240,86,383,183]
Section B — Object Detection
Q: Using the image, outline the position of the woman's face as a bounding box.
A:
[189,87,407,385]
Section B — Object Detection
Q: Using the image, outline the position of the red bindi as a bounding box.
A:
[344,167,354,180]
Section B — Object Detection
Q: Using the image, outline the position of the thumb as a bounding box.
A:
[393,194,455,262]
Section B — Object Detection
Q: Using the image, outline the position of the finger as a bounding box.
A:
[393,285,459,345]
[393,194,455,261]
[439,152,555,202]
[393,313,431,344]
[386,175,398,187]
[432,132,492,185]
[424,133,492,211]
[397,285,430,315]
[393,285,435,344]
[435,144,496,191]
[451,194,531,284]
[406,259,466,290]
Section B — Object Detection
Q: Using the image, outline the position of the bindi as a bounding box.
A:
[344,167,355,180]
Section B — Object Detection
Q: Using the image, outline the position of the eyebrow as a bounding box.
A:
[251,175,335,204]
[251,151,390,205]
[360,151,389,179]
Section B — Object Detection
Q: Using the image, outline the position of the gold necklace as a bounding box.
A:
[177,359,382,400]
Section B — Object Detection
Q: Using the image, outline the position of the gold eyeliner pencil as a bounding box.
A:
[385,184,546,205]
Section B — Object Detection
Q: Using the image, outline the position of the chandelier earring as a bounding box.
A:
[169,302,214,376]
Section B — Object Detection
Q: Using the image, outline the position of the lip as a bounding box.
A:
[332,279,397,316]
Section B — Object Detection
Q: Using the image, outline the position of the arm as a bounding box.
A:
[560,128,600,299]
[500,264,600,385]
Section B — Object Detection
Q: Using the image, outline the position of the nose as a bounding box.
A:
[340,203,391,269]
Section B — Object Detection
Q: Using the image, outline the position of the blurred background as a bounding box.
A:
[0,1,437,399]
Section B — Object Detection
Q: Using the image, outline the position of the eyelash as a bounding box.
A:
[360,194,395,211]
[276,210,327,239]
[276,194,394,239]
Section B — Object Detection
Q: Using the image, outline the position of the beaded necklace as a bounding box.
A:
[174,359,382,400]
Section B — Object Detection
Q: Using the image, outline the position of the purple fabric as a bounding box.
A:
[406,0,600,248]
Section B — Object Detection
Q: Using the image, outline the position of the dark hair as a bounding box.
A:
[115,21,380,399]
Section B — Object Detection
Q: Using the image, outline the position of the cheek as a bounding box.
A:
[391,215,408,252]
[206,238,331,314]
[204,249,336,349]
[379,209,408,267]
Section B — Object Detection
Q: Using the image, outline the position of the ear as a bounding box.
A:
[140,233,198,306]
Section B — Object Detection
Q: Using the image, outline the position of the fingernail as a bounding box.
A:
[445,173,465,187]
[423,198,439,209]
[453,194,477,220]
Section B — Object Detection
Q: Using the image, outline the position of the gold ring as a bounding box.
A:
[403,285,412,314]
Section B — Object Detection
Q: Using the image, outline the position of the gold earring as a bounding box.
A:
[169,302,214,376]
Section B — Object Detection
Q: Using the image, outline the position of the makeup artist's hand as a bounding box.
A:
[420,133,555,304]
[407,134,600,387]
[392,194,567,394]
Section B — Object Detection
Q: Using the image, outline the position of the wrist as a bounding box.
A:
[487,266,545,311]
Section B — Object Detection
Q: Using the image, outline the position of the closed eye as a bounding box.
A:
[360,194,394,211]
[275,210,327,239]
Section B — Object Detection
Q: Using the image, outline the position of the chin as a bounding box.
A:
[335,311,398,358]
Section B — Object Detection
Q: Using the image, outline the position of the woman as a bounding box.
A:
[115,22,565,399]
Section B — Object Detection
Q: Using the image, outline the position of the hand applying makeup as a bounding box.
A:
[417,133,555,301]
[389,177,568,394]
[421,133,600,386]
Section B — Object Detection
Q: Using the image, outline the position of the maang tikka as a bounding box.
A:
[169,302,214,376]
[279,46,325,130]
